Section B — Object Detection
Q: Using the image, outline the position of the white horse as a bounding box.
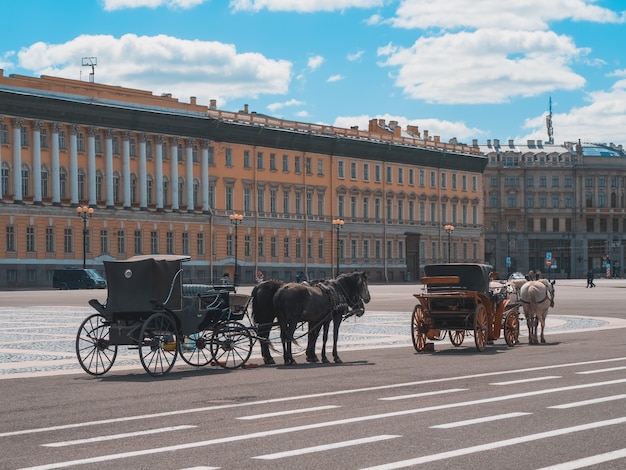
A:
[506,277,527,302]
[519,279,555,344]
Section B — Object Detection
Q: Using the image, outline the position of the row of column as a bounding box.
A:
[1,118,211,213]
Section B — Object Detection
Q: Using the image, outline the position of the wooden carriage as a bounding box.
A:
[411,263,520,352]
[75,255,253,377]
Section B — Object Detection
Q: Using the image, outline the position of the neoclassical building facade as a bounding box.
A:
[480,138,626,279]
[0,71,486,288]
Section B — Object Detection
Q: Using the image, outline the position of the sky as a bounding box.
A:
[2,0,625,147]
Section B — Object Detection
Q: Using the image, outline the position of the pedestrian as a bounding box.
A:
[587,270,595,288]
[525,269,535,281]
[256,270,264,283]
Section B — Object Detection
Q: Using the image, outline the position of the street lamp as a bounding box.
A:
[332,218,344,277]
[229,212,243,287]
[76,205,95,269]
[444,224,454,263]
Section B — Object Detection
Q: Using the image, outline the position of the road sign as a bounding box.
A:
[506,256,511,267]
[546,252,552,261]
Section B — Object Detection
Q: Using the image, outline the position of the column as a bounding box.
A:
[139,133,147,210]
[186,139,194,212]
[51,123,61,206]
[201,141,210,214]
[105,129,114,208]
[171,138,179,212]
[122,131,131,209]
[155,136,164,212]
[87,128,97,206]
[12,118,23,203]
[69,125,79,206]
[32,121,42,204]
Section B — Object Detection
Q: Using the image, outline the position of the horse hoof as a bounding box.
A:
[306,356,319,363]
[334,357,343,364]
[263,357,276,365]
[284,359,297,366]
[322,358,330,364]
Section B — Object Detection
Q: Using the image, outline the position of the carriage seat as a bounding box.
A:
[183,284,217,297]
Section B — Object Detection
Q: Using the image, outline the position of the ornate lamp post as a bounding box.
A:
[76,205,95,269]
[444,224,455,263]
[229,212,243,286]
[332,218,344,277]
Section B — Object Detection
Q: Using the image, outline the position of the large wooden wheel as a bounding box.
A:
[411,305,429,352]
[139,312,178,377]
[504,311,520,347]
[449,330,465,347]
[179,331,212,367]
[473,303,488,352]
[75,314,117,376]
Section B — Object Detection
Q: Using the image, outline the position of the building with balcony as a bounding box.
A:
[480,138,626,279]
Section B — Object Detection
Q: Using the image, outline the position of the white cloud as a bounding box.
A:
[267,98,305,112]
[520,77,626,145]
[102,0,206,11]
[230,0,383,13]
[378,29,586,104]
[15,34,292,104]
[333,114,483,142]
[327,74,344,82]
[308,55,324,71]
[347,50,364,62]
[391,0,625,31]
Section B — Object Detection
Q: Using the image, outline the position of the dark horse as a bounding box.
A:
[274,271,371,365]
[250,279,285,364]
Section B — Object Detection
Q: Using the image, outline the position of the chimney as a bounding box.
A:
[394,126,402,137]
[472,139,478,147]
[350,125,359,130]
[423,130,429,139]
[487,139,491,147]
[508,139,514,147]
[190,96,197,105]
[389,120,398,127]
[407,125,420,138]
[494,138,500,147]
[209,99,217,110]
[243,104,249,114]
[434,136,440,143]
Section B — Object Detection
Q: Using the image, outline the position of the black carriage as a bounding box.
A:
[75,255,253,377]
[411,263,521,352]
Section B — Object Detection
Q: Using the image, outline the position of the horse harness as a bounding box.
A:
[316,280,364,321]
[519,282,554,308]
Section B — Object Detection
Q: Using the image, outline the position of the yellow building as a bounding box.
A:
[0,71,487,288]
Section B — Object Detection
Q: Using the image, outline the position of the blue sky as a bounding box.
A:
[2,0,625,146]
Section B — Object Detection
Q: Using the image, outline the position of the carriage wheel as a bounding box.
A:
[473,303,488,352]
[411,305,428,352]
[139,312,178,377]
[210,321,253,369]
[75,314,117,376]
[449,330,465,347]
[267,324,307,358]
[504,311,520,347]
[179,331,212,367]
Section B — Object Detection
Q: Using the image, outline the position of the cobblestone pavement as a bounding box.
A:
[1,303,622,379]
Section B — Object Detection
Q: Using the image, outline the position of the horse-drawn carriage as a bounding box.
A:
[411,263,521,352]
[75,255,253,377]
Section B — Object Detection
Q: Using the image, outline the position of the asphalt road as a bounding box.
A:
[1,280,626,469]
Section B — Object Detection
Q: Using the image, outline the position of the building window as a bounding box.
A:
[225,147,233,166]
[134,230,142,255]
[271,236,277,258]
[317,192,324,216]
[100,229,108,255]
[182,232,189,255]
[64,227,73,254]
[46,227,54,253]
[305,157,312,175]
[117,230,125,255]
[258,235,265,257]
[257,151,264,170]
[317,158,324,176]
[282,154,289,172]
[440,171,446,188]
[398,167,404,185]
[197,232,204,255]
[386,166,392,184]
[150,231,158,254]
[270,153,276,171]
[40,128,48,148]
[363,164,370,181]
[375,165,381,183]
[350,162,357,180]
[166,231,174,254]
[294,156,301,173]
[6,226,16,252]
[26,227,35,253]
[430,171,436,188]
[283,236,290,258]
[338,160,345,179]
[283,190,290,214]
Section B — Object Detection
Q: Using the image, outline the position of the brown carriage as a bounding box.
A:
[411,263,521,352]
[75,255,253,377]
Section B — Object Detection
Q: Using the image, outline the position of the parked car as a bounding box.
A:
[53,269,107,290]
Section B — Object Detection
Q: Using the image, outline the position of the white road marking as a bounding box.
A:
[548,394,626,409]
[3,356,626,438]
[359,417,626,470]
[490,376,561,386]
[430,412,531,429]
[237,405,339,420]
[41,425,196,447]
[576,366,626,374]
[534,448,626,469]
[252,434,400,460]
[16,379,626,469]
[379,388,467,401]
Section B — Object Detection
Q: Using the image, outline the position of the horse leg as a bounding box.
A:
[321,321,331,363]
[332,314,343,363]
[539,313,546,344]
[306,323,322,362]
[257,322,275,365]
[281,324,296,366]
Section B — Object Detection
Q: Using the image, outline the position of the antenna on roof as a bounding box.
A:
[81,57,97,83]
[546,96,554,144]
